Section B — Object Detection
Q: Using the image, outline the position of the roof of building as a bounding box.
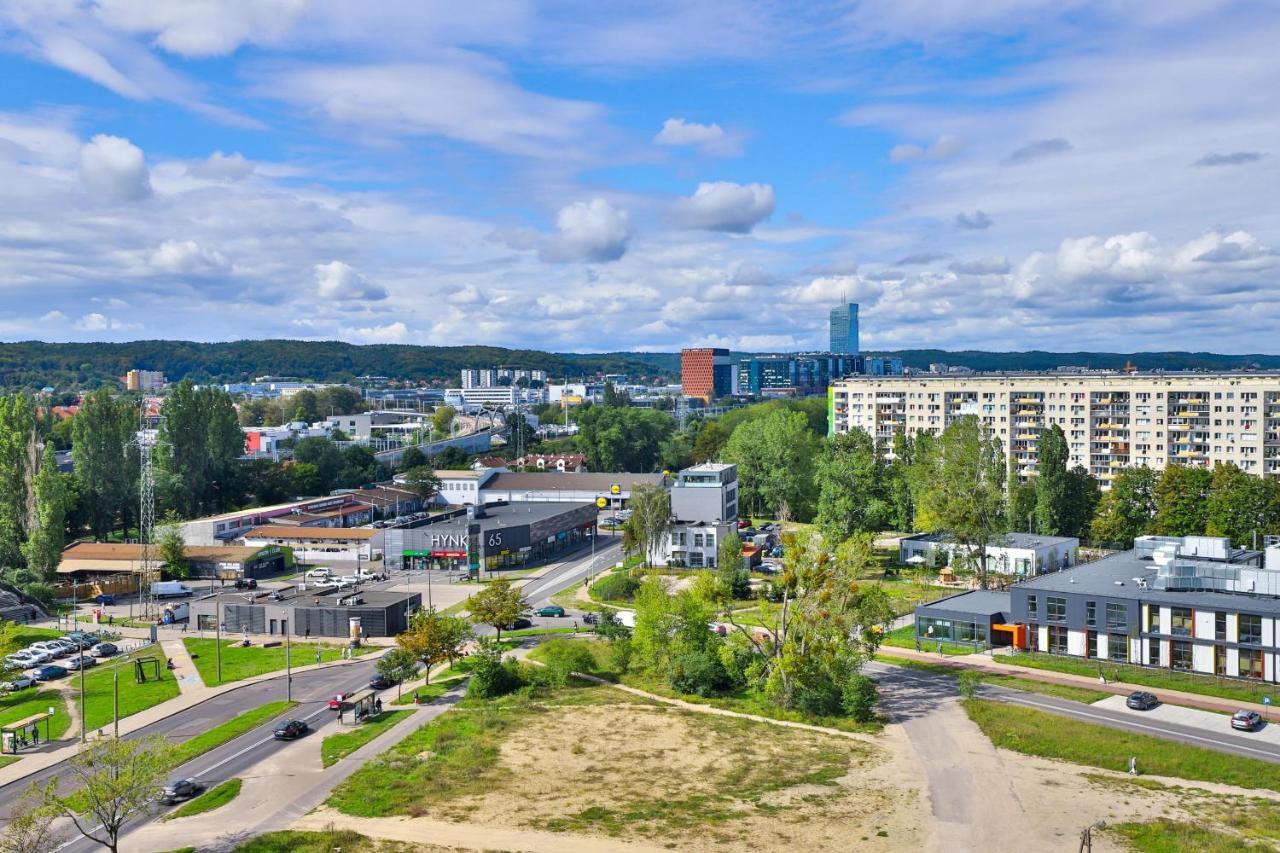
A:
[917,590,1011,616]
[242,526,380,541]
[1012,551,1280,615]
[389,501,594,532]
[284,590,419,609]
[193,495,355,523]
[434,470,488,480]
[483,472,665,492]
[681,462,735,473]
[902,531,1078,549]
[58,542,271,574]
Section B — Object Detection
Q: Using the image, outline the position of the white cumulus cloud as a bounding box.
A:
[314,261,388,301]
[654,118,740,156]
[344,321,408,344]
[148,239,228,274]
[541,199,631,263]
[671,182,775,233]
[78,134,151,202]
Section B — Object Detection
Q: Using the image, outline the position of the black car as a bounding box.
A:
[369,674,396,690]
[234,578,258,590]
[1126,691,1160,711]
[273,719,308,740]
[161,778,204,803]
[582,612,599,625]
[508,617,533,630]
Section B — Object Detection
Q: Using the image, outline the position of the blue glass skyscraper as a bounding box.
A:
[829,303,859,355]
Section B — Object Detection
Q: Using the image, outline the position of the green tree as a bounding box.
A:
[716,531,750,599]
[814,429,889,541]
[399,446,428,471]
[396,607,472,683]
[375,647,420,698]
[72,388,137,540]
[1153,464,1213,537]
[336,444,380,488]
[402,466,442,503]
[1032,424,1070,535]
[0,394,37,570]
[690,420,728,464]
[289,389,320,423]
[291,436,344,493]
[44,735,178,853]
[722,410,817,520]
[315,386,365,417]
[1206,463,1280,547]
[625,483,671,567]
[1090,466,1158,547]
[911,416,1006,588]
[1059,466,1102,540]
[0,783,62,853]
[465,578,529,642]
[156,382,245,516]
[1006,462,1037,534]
[602,382,630,408]
[575,406,674,472]
[21,444,68,580]
[156,513,188,580]
[431,405,456,436]
[884,429,915,531]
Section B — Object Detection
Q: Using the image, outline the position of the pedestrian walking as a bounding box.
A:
[1128,756,1137,776]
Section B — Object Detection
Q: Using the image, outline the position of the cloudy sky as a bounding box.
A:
[1,1,1278,354]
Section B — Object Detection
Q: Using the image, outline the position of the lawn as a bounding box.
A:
[879,624,976,656]
[1,626,62,655]
[182,638,373,685]
[390,675,467,706]
[1110,819,1269,852]
[994,653,1280,706]
[169,701,295,767]
[0,689,71,741]
[873,656,1110,703]
[78,649,182,733]
[321,711,411,767]
[235,829,419,852]
[167,778,242,820]
[874,580,956,617]
[964,698,1280,791]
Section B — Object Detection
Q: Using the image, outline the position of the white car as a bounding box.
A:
[23,647,55,663]
[4,652,38,669]
[337,575,359,586]
[355,568,377,580]
[304,568,332,580]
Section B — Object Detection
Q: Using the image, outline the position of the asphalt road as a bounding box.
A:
[520,537,622,607]
[866,660,1280,764]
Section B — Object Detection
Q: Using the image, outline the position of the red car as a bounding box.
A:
[328,692,352,710]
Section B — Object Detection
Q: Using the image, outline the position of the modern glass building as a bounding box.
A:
[829,303,859,355]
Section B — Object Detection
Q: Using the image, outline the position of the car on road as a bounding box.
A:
[89,642,118,658]
[506,617,532,631]
[3,675,35,692]
[1125,691,1160,711]
[161,778,204,803]
[233,578,258,590]
[65,654,97,671]
[304,568,332,580]
[32,665,68,681]
[273,719,309,740]
[1232,709,1264,731]
[93,593,116,605]
[369,674,396,690]
[757,562,779,575]
[337,575,360,585]
[535,605,565,618]
[328,692,353,710]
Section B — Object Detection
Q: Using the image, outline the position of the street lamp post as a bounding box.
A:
[285,623,292,702]
[215,584,223,684]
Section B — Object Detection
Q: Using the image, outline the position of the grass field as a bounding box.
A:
[169,701,295,767]
[182,638,373,685]
[1,626,62,655]
[77,648,181,733]
[1110,819,1269,851]
[994,653,1279,705]
[964,698,1280,790]
[0,688,71,741]
[235,829,422,852]
[168,778,242,819]
[390,675,466,706]
[321,711,411,767]
[880,624,977,656]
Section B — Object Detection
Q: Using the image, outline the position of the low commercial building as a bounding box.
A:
[180,495,372,545]
[898,532,1078,578]
[914,590,1018,651]
[190,588,421,639]
[479,471,665,510]
[57,542,288,582]
[382,501,597,573]
[239,526,382,562]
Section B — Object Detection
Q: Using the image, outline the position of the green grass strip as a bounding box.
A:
[182,638,373,685]
[171,700,295,766]
[167,778,242,820]
[1110,819,1269,852]
[964,698,1280,791]
[320,711,411,767]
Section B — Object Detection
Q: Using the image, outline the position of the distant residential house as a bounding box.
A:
[515,453,586,473]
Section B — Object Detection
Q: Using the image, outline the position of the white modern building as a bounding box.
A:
[660,463,739,568]
[830,372,1280,486]
[898,532,1078,577]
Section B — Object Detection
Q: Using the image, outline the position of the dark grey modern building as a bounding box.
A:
[190,589,422,639]
[914,590,1012,649]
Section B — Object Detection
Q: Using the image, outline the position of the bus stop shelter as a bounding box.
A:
[337,689,377,725]
[1,712,53,754]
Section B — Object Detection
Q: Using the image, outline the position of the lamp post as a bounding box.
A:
[113,669,119,738]
[215,584,223,684]
[285,623,292,703]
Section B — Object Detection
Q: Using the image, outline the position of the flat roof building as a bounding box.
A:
[190,587,421,639]
[58,542,288,581]
[479,472,665,509]
[899,531,1078,578]
[681,348,734,403]
[239,526,382,562]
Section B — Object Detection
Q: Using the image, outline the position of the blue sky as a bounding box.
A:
[0,1,1278,354]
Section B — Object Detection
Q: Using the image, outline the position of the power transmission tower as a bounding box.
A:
[132,403,162,619]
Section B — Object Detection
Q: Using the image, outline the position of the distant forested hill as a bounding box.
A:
[0,339,1275,391]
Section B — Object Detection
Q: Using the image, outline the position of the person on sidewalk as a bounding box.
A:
[1128,756,1137,775]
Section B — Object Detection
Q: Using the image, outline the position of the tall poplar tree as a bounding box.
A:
[22,443,69,579]
[71,388,136,540]
[0,394,37,570]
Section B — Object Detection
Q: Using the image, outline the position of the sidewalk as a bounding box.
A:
[877,645,1273,716]
[0,648,373,790]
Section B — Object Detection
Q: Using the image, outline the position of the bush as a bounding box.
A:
[537,639,599,687]
[842,674,878,722]
[669,645,734,697]
[608,636,633,673]
[957,671,983,699]
[467,641,525,699]
[595,610,632,641]
[590,572,641,602]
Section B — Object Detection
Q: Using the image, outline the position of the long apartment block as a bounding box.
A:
[829,372,1280,484]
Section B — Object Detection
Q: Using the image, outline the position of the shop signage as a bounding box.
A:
[432,550,466,558]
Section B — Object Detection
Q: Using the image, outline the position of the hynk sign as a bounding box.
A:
[426,532,466,549]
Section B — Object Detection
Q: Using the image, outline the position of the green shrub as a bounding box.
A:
[466,641,525,699]
[957,671,983,699]
[669,646,734,697]
[536,639,600,687]
[590,572,641,602]
[842,674,878,722]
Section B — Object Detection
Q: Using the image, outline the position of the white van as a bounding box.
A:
[151,581,193,598]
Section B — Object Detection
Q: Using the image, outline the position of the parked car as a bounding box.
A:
[233,578,258,590]
[63,635,94,650]
[65,655,97,671]
[757,562,779,575]
[22,648,54,664]
[304,568,332,580]
[30,642,68,659]
[51,639,82,655]
[535,605,565,618]
[1232,709,1264,731]
[90,642,118,658]
[5,651,41,669]
[93,593,116,605]
[161,778,204,803]
[328,692,353,710]
[337,575,360,586]
[3,675,35,692]
[32,665,68,681]
[1126,691,1160,711]
[273,719,308,740]
[369,674,396,690]
[508,617,532,630]
[582,612,599,625]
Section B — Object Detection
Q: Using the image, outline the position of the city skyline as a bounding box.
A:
[0,3,1277,354]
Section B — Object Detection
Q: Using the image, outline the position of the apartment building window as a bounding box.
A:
[1048,626,1068,655]
[1215,645,1228,676]
[1086,601,1097,627]
[1240,648,1264,680]
[1046,596,1067,623]
[1106,603,1127,632]
[1108,634,1128,661]
[1171,640,1192,671]
[1027,595,1038,619]
[1170,607,1192,637]
[1146,606,1160,632]
[1240,614,1262,644]
[693,533,704,547]
[1215,612,1227,641]
[1147,637,1160,665]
